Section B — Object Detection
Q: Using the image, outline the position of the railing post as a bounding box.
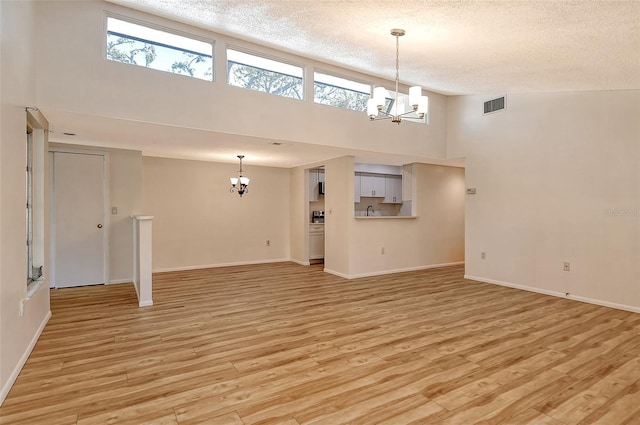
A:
[131,215,153,307]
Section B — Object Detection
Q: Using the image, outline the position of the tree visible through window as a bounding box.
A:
[106,17,213,81]
[227,49,303,99]
[314,72,371,111]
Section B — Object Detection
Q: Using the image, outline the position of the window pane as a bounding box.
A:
[227,49,303,99]
[106,17,213,81]
[314,72,371,111]
[26,132,33,281]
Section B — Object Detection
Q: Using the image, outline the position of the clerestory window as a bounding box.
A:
[106,17,213,81]
[227,49,303,100]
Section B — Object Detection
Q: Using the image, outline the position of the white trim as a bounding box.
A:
[25,279,45,299]
[0,311,51,406]
[323,268,350,279]
[107,278,132,285]
[153,258,292,273]
[325,262,465,280]
[464,274,640,314]
[138,300,154,307]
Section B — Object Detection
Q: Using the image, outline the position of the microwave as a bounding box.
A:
[318,181,325,195]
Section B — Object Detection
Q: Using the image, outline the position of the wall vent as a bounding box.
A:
[484,96,505,114]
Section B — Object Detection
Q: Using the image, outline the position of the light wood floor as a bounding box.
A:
[1,263,639,425]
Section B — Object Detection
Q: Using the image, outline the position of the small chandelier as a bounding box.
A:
[367,29,428,124]
[229,155,250,197]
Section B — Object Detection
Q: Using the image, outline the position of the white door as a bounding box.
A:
[52,152,106,288]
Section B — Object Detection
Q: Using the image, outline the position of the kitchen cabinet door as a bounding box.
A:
[384,175,402,203]
[360,174,386,197]
[354,173,361,202]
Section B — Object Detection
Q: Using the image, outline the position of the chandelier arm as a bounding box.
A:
[373,115,395,121]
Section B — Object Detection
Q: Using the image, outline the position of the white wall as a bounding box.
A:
[49,143,143,283]
[448,90,640,311]
[143,157,290,271]
[0,1,51,405]
[34,0,448,160]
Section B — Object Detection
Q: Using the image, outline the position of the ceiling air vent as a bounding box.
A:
[484,96,505,114]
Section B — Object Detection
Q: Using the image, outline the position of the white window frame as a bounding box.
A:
[313,71,371,112]
[226,47,304,100]
[105,15,214,81]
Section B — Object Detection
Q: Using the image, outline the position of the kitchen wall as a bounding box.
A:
[49,144,143,283]
[448,90,640,311]
[143,157,291,271]
[0,0,50,405]
[354,198,401,217]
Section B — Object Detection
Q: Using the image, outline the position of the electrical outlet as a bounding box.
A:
[563,262,570,272]
[266,240,270,246]
[381,247,385,254]
[481,252,486,260]
[111,206,118,215]
[19,300,25,317]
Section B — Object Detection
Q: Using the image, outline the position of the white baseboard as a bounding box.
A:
[290,259,311,266]
[464,274,640,314]
[138,300,154,307]
[107,278,132,285]
[326,261,465,280]
[153,258,292,273]
[323,268,349,279]
[0,310,52,406]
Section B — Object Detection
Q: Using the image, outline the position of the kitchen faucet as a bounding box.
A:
[366,205,374,216]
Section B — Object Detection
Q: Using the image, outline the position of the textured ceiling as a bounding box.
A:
[108,0,640,95]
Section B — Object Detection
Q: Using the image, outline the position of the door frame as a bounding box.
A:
[49,147,111,288]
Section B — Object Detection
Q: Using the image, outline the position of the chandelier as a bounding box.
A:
[229,155,250,197]
[367,29,428,124]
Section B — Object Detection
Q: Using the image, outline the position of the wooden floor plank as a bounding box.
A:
[1,262,638,425]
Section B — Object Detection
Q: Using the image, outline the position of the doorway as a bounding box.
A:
[51,151,107,288]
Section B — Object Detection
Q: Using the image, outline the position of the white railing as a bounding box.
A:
[131,215,153,307]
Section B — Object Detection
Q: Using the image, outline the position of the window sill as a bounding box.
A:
[26,279,45,300]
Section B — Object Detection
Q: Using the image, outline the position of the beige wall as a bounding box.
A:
[0,0,51,404]
[288,166,308,265]
[143,157,290,271]
[49,144,143,283]
[448,90,640,311]
[323,156,355,276]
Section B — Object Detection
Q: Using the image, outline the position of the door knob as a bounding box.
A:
[97,224,103,229]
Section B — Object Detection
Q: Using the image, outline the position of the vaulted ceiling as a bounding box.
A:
[47,1,640,168]
[108,0,640,95]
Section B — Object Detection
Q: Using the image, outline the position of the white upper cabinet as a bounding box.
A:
[383,175,402,203]
[359,173,386,197]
